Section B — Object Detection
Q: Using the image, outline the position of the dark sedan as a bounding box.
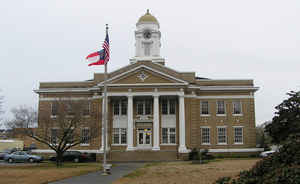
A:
[49,151,91,163]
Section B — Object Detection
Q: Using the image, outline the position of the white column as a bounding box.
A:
[152,94,160,150]
[126,94,135,150]
[178,93,188,153]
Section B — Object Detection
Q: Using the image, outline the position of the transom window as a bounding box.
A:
[81,128,90,145]
[233,100,242,114]
[113,99,127,116]
[217,100,226,115]
[112,128,127,144]
[234,127,243,144]
[136,99,152,115]
[201,127,210,144]
[217,127,227,144]
[200,101,209,115]
[161,99,176,115]
[162,128,176,144]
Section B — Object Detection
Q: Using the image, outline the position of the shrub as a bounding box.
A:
[215,134,300,184]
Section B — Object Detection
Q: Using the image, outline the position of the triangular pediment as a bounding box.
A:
[98,64,188,86]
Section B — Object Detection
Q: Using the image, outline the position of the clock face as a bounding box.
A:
[143,30,151,39]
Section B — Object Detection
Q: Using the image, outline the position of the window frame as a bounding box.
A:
[113,99,127,116]
[50,128,59,145]
[232,100,243,116]
[161,127,176,145]
[136,99,152,115]
[200,101,210,116]
[80,127,90,146]
[161,99,176,115]
[217,126,227,145]
[112,128,127,145]
[233,126,244,144]
[201,126,211,145]
[51,102,58,117]
[216,100,226,116]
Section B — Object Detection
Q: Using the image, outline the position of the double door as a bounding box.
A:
[137,128,152,148]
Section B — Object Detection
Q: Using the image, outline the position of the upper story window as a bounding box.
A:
[50,128,58,145]
[136,99,152,115]
[233,100,242,115]
[51,102,58,116]
[217,100,226,115]
[200,101,209,115]
[83,102,90,116]
[161,99,176,115]
[113,99,127,116]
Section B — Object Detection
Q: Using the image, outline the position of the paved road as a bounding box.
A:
[50,163,144,184]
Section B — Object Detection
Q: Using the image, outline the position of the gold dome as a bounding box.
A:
[137,9,159,25]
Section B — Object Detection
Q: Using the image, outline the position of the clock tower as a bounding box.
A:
[130,10,165,64]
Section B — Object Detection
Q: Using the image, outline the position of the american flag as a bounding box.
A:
[102,33,110,64]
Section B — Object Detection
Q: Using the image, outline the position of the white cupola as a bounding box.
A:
[130,10,165,64]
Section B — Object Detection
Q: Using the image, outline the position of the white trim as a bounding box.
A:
[100,83,187,87]
[80,144,90,146]
[196,79,254,81]
[98,65,188,85]
[40,97,96,101]
[32,149,102,154]
[108,91,184,97]
[216,100,226,115]
[217,126,227,145]
[194,95,253,99]
[200,100,210,116]
[232,100,243,115]
[188,85,259,91]
[160,144,178,146]
[200,127,211,145]
[233,114,243,116]
[208,148,264,153]
[34,88,95,93]
[233,126,244,145]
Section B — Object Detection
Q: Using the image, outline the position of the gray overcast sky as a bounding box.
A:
[0,0,299,126]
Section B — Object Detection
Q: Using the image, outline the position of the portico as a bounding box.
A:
[101,90,188,153]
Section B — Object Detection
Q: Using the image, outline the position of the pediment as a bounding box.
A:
[101,64,188,86]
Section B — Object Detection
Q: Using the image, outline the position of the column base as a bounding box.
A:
[152,146,160,151]
[126,146,137,151]
[99,146,110,153]
[178,145,190,153]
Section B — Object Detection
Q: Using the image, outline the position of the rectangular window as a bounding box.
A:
[121,100,127,115]
[161,128,176,144]
[162,99,168,115]
[113,101,120,116]
[217,127,227,144]
[81,128,90,145]
[217,101,226,115]
[234,127,243,144]
[233,100,242,114]
[137,101,144,115]
[201,127,210,144]
[145,100,152,115]
[200,101,209,115]
[162,99,176,115]
[66,104,74,116]
[83,102,90,116]
[51,128,58,145]
[113,128,127,145]
[51,102,58,116]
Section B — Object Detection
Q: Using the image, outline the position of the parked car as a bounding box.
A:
[49,151,91,163]
[4,151,43,163]
[0,148,18,160]
[260,150,276,157]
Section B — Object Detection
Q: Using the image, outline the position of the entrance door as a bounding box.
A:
[137,128,152,148]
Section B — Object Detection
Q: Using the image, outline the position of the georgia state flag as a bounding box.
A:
[86,49,105,66]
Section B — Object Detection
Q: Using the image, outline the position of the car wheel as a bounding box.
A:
[74,158,79,163]
[8,158,13,163]
[28,158,34,163]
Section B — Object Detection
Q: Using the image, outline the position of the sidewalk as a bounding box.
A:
[50,163,144,184]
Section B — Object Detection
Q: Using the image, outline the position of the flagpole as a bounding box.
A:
[102,24,108,175]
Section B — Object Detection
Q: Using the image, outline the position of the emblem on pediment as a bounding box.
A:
[137,71,148,82]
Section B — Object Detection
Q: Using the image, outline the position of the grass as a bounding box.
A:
[0,161,102,184]
[114,158,261,184]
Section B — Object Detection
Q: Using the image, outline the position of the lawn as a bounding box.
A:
[0,162,102,184]
[113,158,260,184]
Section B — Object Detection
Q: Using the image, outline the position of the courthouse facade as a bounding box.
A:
[34,10,261,160]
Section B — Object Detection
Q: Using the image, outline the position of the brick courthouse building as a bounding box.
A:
[34,10,261,161]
